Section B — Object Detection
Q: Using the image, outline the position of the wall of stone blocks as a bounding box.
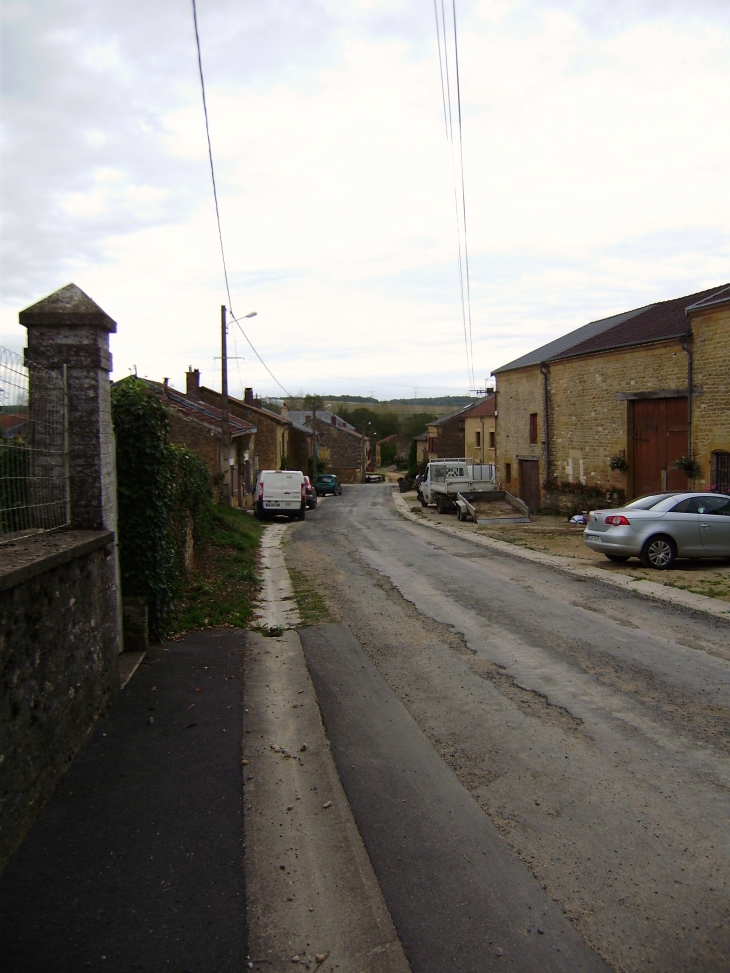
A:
[465,416,496,464]
[166,409,221,476]
[198,388,285,471]
[288,428,311,476]
[494,368,545,496]
[0,535,119,871]
[434,416,466,458]
[690,306,730,487]
[547,340,688,495]
[318,425,364,480]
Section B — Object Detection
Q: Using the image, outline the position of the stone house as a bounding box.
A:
[464,395,496,464]
[426,404,474,460]
[491,284,730,513]
[288,409,368,482]
[188,370,297,479]
[375,433,411,467]
[140,378,256,507]
[414,432,428,467]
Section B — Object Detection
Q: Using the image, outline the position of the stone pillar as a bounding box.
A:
[20,283,117,531]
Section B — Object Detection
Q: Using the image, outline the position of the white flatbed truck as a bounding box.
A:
[417,459,497,514]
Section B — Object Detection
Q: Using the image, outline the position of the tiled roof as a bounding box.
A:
[463,395,495,418]
[140,380,256,438]
[493,284,729,373]
[288,410,365,438]
[432,403,475,427]
[550,285,726,362]
[493,307,651,373]
[685,285,730,315]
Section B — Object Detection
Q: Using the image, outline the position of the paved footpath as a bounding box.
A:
[0,631,248,973]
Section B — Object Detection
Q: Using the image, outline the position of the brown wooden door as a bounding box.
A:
[519,459,541,514]
[632,398,688,496]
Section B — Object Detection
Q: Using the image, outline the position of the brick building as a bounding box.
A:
[492,284,730,513]
[140,378,256,507]
[288,409,368,482]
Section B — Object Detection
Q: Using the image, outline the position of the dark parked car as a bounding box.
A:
[316,473,342,496]
[583,491,730,568]
[303,476,318,510]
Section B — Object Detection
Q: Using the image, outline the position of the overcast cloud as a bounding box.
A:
[1,0,729,398]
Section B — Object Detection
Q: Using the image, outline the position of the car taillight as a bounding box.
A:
[259,482,264,499]
[605,515,630,526]
[301,482,306,500]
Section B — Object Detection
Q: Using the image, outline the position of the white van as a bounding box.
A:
[255,470,306,521]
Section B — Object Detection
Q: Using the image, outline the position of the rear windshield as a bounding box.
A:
[624,494,672,510]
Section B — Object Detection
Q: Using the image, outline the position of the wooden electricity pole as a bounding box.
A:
[220,304,231,507]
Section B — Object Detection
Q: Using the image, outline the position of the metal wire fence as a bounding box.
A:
[0,346,70,542]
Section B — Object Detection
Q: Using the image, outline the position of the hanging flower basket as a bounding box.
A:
[674,455,701,478]
[609,455,628,473]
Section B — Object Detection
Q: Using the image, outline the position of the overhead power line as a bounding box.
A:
[190,0,292,399]
[433,0,476,390]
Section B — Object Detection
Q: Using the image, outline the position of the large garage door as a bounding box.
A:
[632,398,688,497]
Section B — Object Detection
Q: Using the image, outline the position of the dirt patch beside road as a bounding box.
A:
[402,493,730,604]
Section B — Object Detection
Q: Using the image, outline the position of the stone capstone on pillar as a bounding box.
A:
[20,283,117,532]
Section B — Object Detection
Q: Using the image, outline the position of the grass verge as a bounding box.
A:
[289,567,331,627]
[169,506,264,635]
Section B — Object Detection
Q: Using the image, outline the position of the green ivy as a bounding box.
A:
[111,378,214,641]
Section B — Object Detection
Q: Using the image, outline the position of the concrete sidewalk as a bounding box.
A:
[0,631,248,973]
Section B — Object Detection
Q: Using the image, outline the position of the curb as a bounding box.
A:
[244,527,411,973]
[392,489,730,621]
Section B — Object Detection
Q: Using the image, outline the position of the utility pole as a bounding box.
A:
[220,304,231,507]
[361,423,366,482]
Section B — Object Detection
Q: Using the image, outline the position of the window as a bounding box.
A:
[475,431,481,447]
[712,451,730,493]
[427,436,437,453]
[505,462,512,484]
[489,431,495,449]
[529,413,538,444]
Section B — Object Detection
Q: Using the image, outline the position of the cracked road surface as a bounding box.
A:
[285,484,730,973]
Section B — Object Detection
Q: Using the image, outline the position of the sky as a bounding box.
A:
[2,0,730,401]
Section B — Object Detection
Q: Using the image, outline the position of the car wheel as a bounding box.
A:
[604,554,629,562]
[297,506,306,521]
[640,535,676,570]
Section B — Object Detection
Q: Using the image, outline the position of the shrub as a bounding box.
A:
[111,378,214,641]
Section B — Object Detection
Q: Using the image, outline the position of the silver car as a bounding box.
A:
[583,492,730,569]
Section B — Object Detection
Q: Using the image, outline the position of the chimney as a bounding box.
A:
[254,397,262,410]
[186,367,200,399]
[281,401,288,419]
[244,387,254,406]
[331,414,336,426]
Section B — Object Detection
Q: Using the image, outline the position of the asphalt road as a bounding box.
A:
[287,484,730,973]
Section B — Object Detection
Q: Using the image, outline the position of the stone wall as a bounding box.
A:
[0,532,119,870]
[465,415,496,465]
[494,366,545,495]
[547,339,687,496]
[690,304,730,486]
[317,423,365,481]
[288,427,312,477]
[198,386,287,471]
[434,413,466,458]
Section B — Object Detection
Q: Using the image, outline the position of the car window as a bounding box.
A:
[625,494,671,510]
[669,497,699,513]
[696,496,730,516]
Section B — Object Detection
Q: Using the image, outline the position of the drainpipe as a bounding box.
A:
[679,336,692,457]
[540,362,550,483]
